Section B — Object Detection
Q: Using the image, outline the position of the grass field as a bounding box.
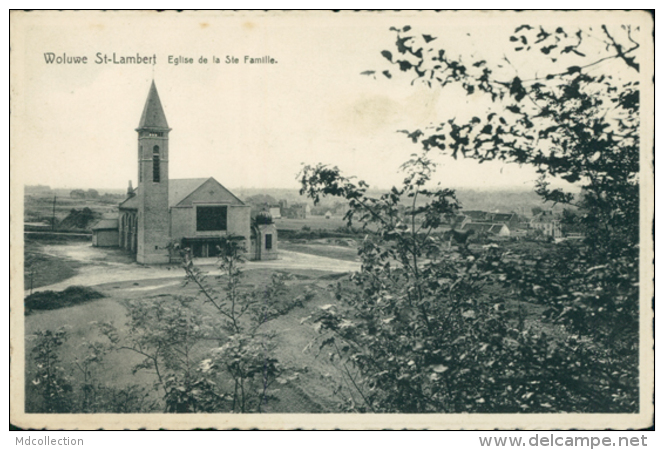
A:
[23,267,349,413]
[24,240,83,291]
[276,216,348,231]
[21,224,560,413]
[280,241,359,262]
[24,194,120,227]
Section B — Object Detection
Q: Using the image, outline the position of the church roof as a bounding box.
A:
[119,188,139,209]
[137,81,169,130]
[170,177,246,208]
[118,178,246,210]
[169,178,209,207]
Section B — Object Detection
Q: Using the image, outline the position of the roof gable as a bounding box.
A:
[491,213,516,223]
[464,210,489,220]
[170,177,245,208]
[119,178,245,209]
[169,178,208,207]
[462,222,508,234]
[463,222,494,233]
[489,224,508,233]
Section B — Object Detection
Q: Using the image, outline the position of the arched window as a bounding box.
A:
[153,145,160,182]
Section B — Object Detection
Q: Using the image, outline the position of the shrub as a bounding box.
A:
[24,286,105,314]
[298,149,639,412]
[26,327,158,413]
[27,328,74,413]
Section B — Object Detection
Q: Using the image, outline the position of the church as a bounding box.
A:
[93,81,277,263]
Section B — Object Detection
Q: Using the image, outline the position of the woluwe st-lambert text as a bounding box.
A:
[42,53,157,64]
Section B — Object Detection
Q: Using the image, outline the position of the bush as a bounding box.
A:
[26,327,158,413]
[25,286,105,314]
[298,150,639,412]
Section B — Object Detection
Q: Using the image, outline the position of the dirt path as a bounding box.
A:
[27,242,360,294]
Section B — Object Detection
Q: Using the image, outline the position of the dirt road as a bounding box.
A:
[27,242,360,294]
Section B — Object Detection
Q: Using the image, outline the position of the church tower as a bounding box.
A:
[135,81,171,264]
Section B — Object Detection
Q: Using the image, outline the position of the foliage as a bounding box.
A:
[279,227,361,241]
[27,328,157,413]
[180,237,300,412]
[25,286,104,314]
[28,328,74,413]
[299,156,637,412]
[58,207,99,230]
[376,24,640,376]
[298,22,643,410]
[69,189,86,199]
[99,295,221,412]
[372,24,640,259]
[560,208,583,234]
[97,237,301,413]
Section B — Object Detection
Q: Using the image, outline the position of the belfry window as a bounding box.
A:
[152,145,160,182]
[139,146,143,182]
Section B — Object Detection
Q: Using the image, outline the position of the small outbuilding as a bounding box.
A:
[92,218,119,247]
[251,211,278,261]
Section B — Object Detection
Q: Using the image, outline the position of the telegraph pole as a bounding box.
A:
[52,195,56,231]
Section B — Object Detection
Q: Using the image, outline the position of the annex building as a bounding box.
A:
[92,81,276,264]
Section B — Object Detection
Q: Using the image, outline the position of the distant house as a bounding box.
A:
[490,213,520,229]
[92,218,119,247]
[530,212,562,238]
[462,222,510,237]
[268,206,281,219]
[453,214,471,228]
[463,210,490,222]
[284,203,308,219]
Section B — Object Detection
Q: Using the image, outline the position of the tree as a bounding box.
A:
[373,22,642,359]
[28,328,74,412]
[297,21,644,412]
[99,237,301,413]
[69,189,85,199]
[27,327,158,413]
[300,158,629,412]
[99,295,222,413]
[372,23,640,259]
[179,238,301,412]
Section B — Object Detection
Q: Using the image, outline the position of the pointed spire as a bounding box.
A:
[137,81,169,130]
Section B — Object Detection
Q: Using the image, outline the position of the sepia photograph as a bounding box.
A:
[9,10,654,430]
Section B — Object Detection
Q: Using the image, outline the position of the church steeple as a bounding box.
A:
[137,81,169,130]
[135,80,171,264]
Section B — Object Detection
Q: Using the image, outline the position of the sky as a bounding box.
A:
[11,11,644,192]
